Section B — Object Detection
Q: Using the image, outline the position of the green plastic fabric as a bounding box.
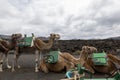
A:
[18,37,33,47]
[92,52,107,65]
[45,51,59,63]
[83,78,114,80]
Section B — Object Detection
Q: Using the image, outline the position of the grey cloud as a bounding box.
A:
[95,13,120,26]
[0,0,120,39]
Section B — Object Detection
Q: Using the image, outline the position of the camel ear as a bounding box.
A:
[50,34,52,37]
[32,33,34,37]
[11,34,15,38]
[50,33,55,36]
[12,34,14,36]
[82,46,87,50]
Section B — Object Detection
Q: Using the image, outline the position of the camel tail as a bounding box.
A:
[0,43,8,51]
[108,54,120,65]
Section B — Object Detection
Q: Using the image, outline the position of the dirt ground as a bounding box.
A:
[0,54,117,80]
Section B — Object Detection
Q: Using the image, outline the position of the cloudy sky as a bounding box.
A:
[0,0,120,40]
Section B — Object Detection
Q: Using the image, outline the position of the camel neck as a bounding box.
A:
[9,38,17,49]
[44,37,54,49]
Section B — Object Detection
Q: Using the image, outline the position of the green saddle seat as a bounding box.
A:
[45,51,59,64]
[18,36,34,47]
[92,52,107,65]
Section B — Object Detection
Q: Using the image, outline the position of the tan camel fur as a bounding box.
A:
[39,52,75,73]
[39,51,94,73]
[82,46,97,54]
[0,33,22,72]
[39,46,120,75]
[79,47,120,75]
[16,33,60,72]
[61,48,120,75]
[59,52,79,65]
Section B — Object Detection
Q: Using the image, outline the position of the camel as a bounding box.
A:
[0,33,22,72]
[72,45,120,76]
[42,46,120,76]
[16,33,60,72]
[39,52,75,73]
[58,46,98,67]
[78,49,120,75]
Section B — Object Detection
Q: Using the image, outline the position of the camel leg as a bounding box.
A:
[15,47,20,69]
[0,53,4,72]
[108,54,120,65]
[5,53,11,69]
[12,49,20,72]
[0,60,3,72]
[38,51,43,67]
[35,50,39,72]
[74,73,77,80]
[39,51,43,63]
[39,60,49,73]
[83,62,95,74]
[12,52,16,72]
[15,54,20,69]
[60,53,79,65]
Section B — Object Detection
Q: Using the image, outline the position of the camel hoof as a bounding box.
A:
[17,65,21,69]
[12,68,15,72]
[7,65,12,69]
[0,69,3,72]
[35,69,39,72]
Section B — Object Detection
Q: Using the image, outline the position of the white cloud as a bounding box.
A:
[0,0,120,39]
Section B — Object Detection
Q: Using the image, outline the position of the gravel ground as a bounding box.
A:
[0,54,65,80]
[0,54,119,80]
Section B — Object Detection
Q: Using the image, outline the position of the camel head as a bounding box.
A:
[81,46,97,61]
[82,46,97,55]
[80,49,90,60]
[11,33,22,41]
[50,33,60,41]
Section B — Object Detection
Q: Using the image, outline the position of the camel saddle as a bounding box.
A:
[92,52,107,65]
[17,36,34,47]
[45,51,59,64]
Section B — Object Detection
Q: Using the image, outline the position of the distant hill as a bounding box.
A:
[37,37,49,40]
[0,34,120,53]
[107,36,120,40]
[0,34,11,40]
[0,34,120,40]
[0,34,49,40]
